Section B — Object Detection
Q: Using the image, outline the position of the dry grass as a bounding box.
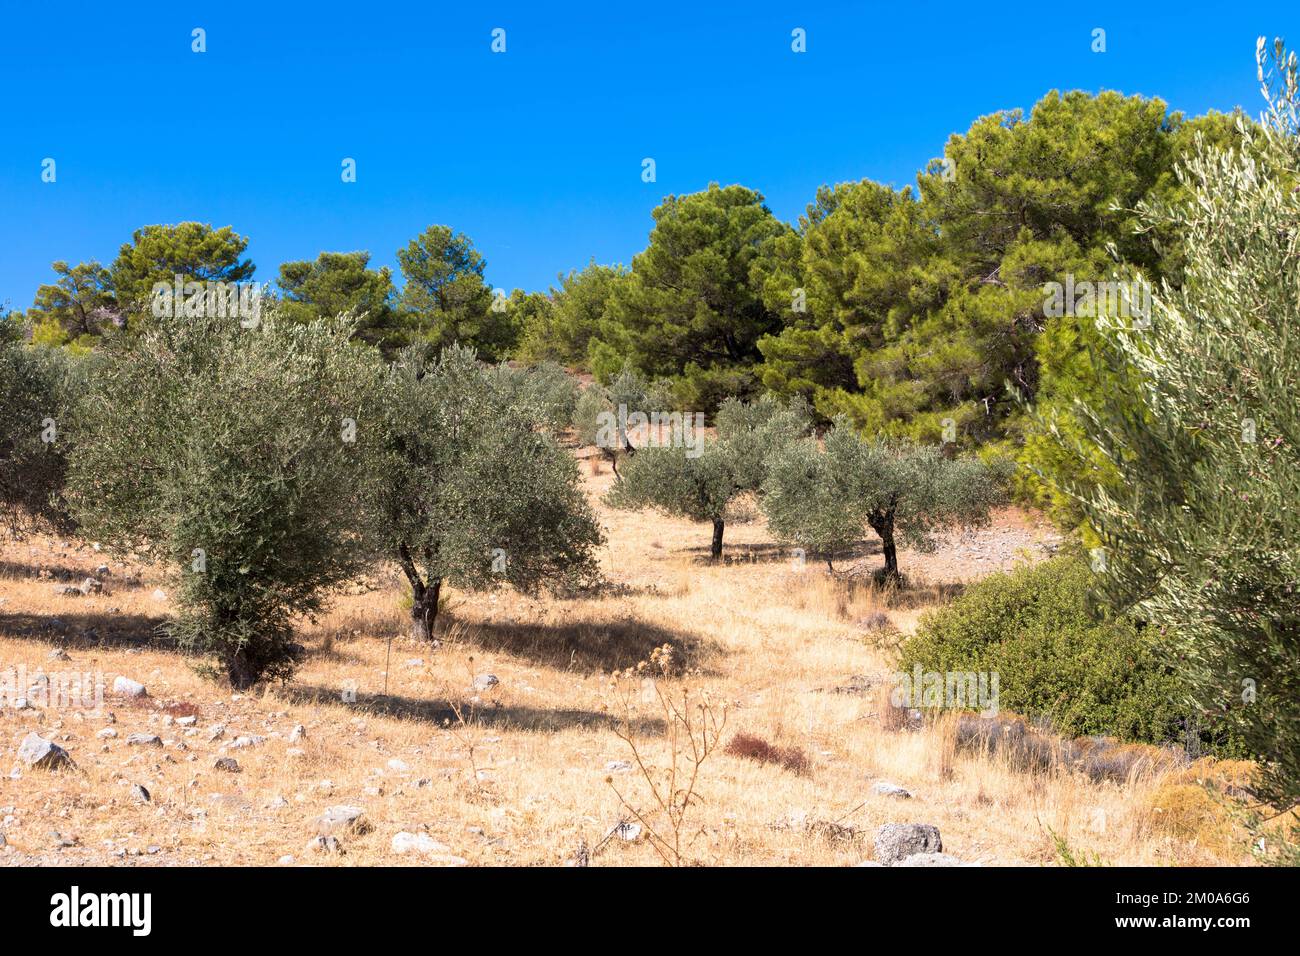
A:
[0,473,1258,867]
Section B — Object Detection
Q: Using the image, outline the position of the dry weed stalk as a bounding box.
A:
[604,643,728,866]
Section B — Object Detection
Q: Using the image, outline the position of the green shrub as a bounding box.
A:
[0,314,82,535]
[898,557,1200,746]
[67,312,382,687]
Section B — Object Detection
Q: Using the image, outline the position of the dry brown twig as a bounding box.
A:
[602,643,728,866]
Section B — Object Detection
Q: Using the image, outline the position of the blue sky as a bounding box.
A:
[2,1,1294,307]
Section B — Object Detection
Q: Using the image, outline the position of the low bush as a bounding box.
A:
[723,732,810,774]
[899,557,1225,748]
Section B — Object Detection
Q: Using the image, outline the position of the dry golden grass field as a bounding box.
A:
[0,460,1260,867]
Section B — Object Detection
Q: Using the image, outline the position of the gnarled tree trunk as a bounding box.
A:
[869,509,901,584]
[399,542,443,641]
[409,577,442,641]
[711,518,725,561]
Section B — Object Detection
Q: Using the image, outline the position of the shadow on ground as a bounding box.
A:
[0,610,172,651]
[284,684,666,735]
[436,613,722,675]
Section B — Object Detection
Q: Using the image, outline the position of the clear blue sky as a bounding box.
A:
[2,1,1294,308]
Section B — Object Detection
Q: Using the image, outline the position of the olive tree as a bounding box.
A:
[763,421,1003,580]
[66,312,382,687]
[487,359,579,434]
[0,313,80,535]
[605,395,809,559]
[1053,40,1300,813]
[368,344,604,640]
[571,362,671,474]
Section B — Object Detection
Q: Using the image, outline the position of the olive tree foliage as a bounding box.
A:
[66,312,382,688]
[571,362,672,474]
[486,359,580,434]
[763,421,1004,580]
[605,395,810,559]
[1052,40,1300,813]
[0,314,81,535]
[367,344,604,641]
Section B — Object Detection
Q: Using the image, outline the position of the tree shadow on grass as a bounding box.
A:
[0,609,173,651]
[283,683,666,735]
[0,558,99,583]
[438,613,723,676]
[682,540,880,568]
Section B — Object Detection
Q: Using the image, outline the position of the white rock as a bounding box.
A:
[872,782,913,799]
[316,805,371,837]
[391,831,451,855]
[113,676,147,698]
[16,733,73,770]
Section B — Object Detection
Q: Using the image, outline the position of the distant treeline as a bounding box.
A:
[6,88,1246,527]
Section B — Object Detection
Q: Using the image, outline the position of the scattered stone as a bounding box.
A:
[47,648,71,662]
[288,724,306,743]
[151,589,167,602]
[176,715,197,727]
[95,564,111,577]
[307,835,343,855]
[17,733,74,770]
[130,784,151,804]
[472,674,500,692]
[126,733,162,747]
[207,724,225,742]
[391,831,451,855]
[604,760,632,773]
[96,728,118,739]
[278,855,294,865]
[316,805,372,837]
[55,584,85,597]
[387,758,410,773]
[78,577,102,595]
[113,676,147,698]
[874,823,942,865]
[872,782,913,799]
[229,735,266,749]
[213,757,241,773]
[0,833,6,849]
